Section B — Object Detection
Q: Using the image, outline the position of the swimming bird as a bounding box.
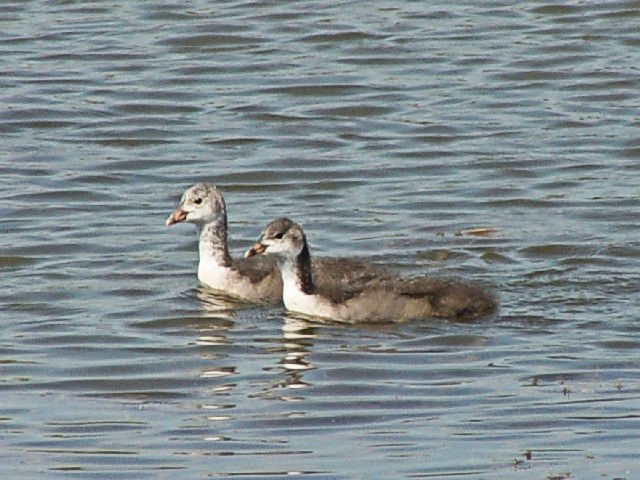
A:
[166,184,389,304]
[245,218,497,322]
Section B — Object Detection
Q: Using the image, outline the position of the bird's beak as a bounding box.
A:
[166,207,187,226]
[244,242,266,258]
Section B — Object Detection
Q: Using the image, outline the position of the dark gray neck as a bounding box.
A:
[294,235,315,295]
[198,214,232,267]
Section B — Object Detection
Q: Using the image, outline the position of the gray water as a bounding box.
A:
[2,1,640,479]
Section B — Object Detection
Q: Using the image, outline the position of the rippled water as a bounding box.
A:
[2,1,640,479]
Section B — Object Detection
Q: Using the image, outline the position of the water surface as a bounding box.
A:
[2,1,640,479]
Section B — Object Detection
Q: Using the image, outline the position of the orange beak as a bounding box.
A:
[166,208,187,226]
[244,243,266,258]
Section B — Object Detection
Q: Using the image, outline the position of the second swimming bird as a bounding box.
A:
[246,218,497,322]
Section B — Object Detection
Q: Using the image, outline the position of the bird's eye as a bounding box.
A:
[194,198,203,205]
[274,232,284,239]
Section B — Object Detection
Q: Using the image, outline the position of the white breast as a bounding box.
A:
[281,267,337,319]
[198,258,232,291]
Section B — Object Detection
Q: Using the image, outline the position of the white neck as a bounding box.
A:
[197,220,232,289]
[278,256,303,305]
[277,255,333,318]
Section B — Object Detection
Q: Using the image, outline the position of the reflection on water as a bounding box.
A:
[278,315,316,392]
[196,286,241,318]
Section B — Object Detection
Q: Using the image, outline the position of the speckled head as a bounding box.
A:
[245,217,306,259]
[166,183,226,227]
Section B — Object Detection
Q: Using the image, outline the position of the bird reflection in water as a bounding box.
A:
[262,313,318,399]
[194,286,238,347]
[195,287,238,421]
[280,313,316,373]
[195,286,318,399]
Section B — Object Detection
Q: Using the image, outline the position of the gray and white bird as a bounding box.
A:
[245,218,497,322]
[167,184,389,304]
